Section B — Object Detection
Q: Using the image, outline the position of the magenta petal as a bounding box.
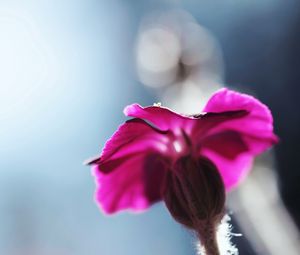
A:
[204,89,277,137]
[92,153,167,214]
[200,130,249,160]
[202,89,278,152]
[98,118,170,169]
[201,148,253,190]
[90,118,169,214]
[197,89,278,189]
[199,130,252,189]
[124,104,194,131]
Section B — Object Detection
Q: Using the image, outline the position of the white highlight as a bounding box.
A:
[173,140,182,153]
[153,102,162,107]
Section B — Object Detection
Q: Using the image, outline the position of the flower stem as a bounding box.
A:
[197,221,220,255]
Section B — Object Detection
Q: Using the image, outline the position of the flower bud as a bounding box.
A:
[162,156,226,255]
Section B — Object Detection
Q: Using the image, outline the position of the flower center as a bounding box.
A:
[169,128,193,159]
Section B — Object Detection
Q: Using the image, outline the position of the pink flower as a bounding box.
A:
[87,89,277,215]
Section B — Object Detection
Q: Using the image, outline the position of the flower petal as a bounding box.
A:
[197,88,278,189]
[124,103,194,132]
[89,118,169,214]
[89,118,170,171]
[200,130,249,160]
[200,148,253,190]
[124,104,248,138]
[92,153,167,214]
[199,130,252,189]
[201,88,278,153]
[203,88,278,145]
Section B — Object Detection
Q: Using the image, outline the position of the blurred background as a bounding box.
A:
[1,0,300,254]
